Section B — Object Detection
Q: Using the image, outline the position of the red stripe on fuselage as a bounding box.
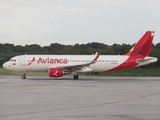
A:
[106,56,143,72]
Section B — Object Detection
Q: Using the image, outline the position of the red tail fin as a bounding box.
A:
[125,31,154,57]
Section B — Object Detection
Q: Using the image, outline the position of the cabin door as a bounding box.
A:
[21,56,26,66]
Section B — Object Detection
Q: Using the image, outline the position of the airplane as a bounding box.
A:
[2,31,157,80]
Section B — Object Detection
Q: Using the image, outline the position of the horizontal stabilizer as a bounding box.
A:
[136,57,157,64]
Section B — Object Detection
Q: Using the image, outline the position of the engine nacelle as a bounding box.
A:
[49,68,64,77]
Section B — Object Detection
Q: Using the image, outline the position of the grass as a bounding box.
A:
[0,67,160,76]
[98,68,160,76]
[0,68,48,76]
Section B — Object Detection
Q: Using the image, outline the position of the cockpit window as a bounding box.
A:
[9,59,16,62]
[9,59,13,62]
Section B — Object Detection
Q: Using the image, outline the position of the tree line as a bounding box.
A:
[0,42,160,68]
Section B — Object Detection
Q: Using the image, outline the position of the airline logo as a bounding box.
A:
[53,70,58,76]
[27,57,68,66]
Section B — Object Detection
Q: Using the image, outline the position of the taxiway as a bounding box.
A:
[0,76,160,120]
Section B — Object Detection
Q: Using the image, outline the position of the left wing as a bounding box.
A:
[48,53,100,73]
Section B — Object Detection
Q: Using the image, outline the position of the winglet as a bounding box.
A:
[91,53,100,64]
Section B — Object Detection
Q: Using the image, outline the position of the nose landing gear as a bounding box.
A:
[22,72,26,79]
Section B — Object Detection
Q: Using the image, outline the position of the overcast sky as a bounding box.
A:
[0,0,160,46]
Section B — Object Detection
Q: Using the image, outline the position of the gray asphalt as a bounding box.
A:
[0,76,160,120]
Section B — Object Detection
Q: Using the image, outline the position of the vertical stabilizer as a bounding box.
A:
[125,31,154,57]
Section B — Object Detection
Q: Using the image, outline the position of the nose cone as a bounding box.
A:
[3,62,8,69]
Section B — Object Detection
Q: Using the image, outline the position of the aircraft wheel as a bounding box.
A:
[73,75,79,80]
[22,76,26,79]
[22,71,26,79]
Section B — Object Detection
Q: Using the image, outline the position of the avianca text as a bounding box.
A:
[29,57,68,65]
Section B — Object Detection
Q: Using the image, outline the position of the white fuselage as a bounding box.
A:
[3,54,157,73]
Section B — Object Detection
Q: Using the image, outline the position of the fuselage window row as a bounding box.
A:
[25,59,117,63]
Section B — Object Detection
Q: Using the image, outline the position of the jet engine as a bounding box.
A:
[49,68,64,77]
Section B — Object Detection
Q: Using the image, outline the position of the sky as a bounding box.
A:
[0,0,160,46]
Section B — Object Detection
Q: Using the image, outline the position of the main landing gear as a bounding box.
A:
[73,74,79,80]
[22,72,26,79]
